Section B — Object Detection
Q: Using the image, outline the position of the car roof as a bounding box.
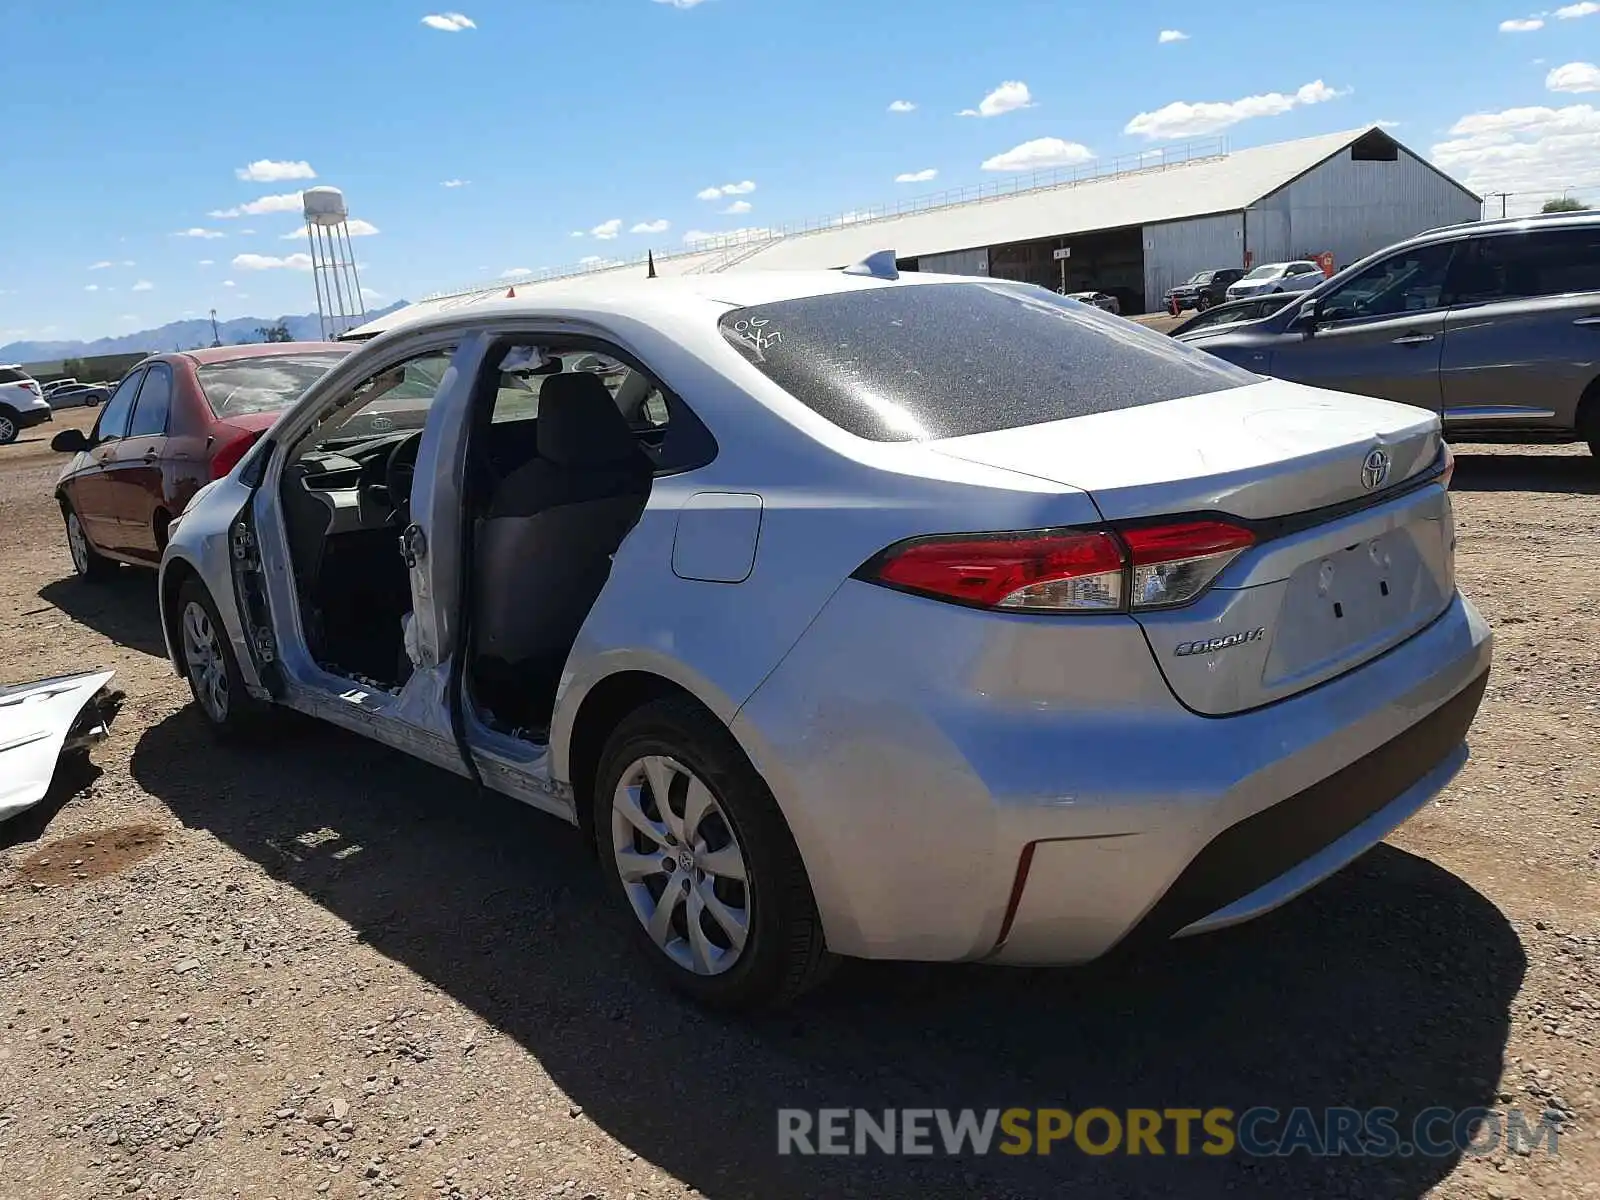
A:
[168,341,353,367]
[371,269,995,344]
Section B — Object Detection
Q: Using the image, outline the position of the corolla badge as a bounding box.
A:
[1361,448,1391,491]
[1174,628,1266,657]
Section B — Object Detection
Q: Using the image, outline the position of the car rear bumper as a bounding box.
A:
[733,584,1492,964]
[16,406,53,428]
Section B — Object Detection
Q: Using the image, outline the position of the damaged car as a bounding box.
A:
[157,264,1492,1009]
[1,671,123,822]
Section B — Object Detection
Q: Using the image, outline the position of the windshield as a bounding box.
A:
[198,352,349,418]
[1186,272,1215,284]
[720,281,1255,442]
[1242,265,1283,280]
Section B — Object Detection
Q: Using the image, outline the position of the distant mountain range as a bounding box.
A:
[0,301,410,364]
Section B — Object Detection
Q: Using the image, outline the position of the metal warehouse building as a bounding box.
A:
[351,124,1480,336]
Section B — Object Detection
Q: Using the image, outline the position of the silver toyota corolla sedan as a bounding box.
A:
[156,265,1493,1010]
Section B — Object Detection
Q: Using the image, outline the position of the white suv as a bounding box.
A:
[0,364,53,444]
[1225,260,1326,301]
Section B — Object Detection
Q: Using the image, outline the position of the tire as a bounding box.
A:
[175,578,271,738]
[593,696,834,1010]
[1196,293,1213,312]
[0,407,18,445]
[63,505,118,581]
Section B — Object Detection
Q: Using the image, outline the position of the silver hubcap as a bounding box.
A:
[181,601,229,723]
[610,755,751,976]
[0,416,15,442]
[66,512,89,575]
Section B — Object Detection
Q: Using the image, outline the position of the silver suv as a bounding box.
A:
[1186,211,1600,455]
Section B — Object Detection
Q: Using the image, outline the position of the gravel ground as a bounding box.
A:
[3,406,1600,1199]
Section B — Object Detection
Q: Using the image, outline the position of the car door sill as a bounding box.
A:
[1443,405,1558,422]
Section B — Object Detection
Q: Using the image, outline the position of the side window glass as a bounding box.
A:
[93,370,144,442]
[127,364,172,437]
[314,350,456,443]
[1321,244,1454,321]
[1454,231,1600,302]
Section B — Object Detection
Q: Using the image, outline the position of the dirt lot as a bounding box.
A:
[3,405,1600,1200]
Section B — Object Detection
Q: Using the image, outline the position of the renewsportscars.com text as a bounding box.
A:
[777,1107,1561,1158]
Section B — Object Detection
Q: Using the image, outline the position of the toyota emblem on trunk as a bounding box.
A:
[1361,448,1391,491]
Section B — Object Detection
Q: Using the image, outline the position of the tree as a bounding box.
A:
[1542,196,1588,213]
[60,357,88,381]
[255,322,293,343]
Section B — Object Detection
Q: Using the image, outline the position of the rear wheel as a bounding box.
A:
[0,407,18,445]
[64,506,118,581]
[594,697,833,1010]
[1196,294,1213,312]
[176,579,270,737]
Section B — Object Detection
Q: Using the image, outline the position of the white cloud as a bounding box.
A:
[1548,61,1600,92]
[1556,2,1600,16]
[697,180,756,200]
[591,218,623,240]
[440,179,469,188]
[240,228,256,235]
[223,280,236,288]
[981,137,1095,171]
[1432,103,1600,214]
[652,0,709,7]
[579,255,604,265]
[683,226,773,245]
[281,218,381,239]
[888,99,916,113]
[828,211,873,227]
[631,218,671,233]
[1501,16,1545,30]
[118,315,138,323]
[895,168,939,183]
[235,159,316,183]
[232,252,314,271]
[1158,29,1189,42]
[84,284,100,292]
[88,261,114,270]
[569,230,585,238]
[421,12,476,31]
[959,81,1033,118]
[174,227,226,239]
[132,280,154,292]
[722,199,753,214]
[210,191,305,218]
[199,259,215,266]
[500,268,533,279]
[1125,79,1346,138]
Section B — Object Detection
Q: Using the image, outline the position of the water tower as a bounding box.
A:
[302,186,367,340]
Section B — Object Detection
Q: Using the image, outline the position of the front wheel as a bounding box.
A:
[594,697,834,1010]
[176,579,270,737]
[64,506,118,581]
[0,408,18,445]
[1196,294,1213,312]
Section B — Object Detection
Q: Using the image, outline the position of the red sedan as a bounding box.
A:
[51,342,351,577]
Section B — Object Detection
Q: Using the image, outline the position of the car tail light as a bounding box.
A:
[210,428,264,480]
[1119,520,1256,610]
[23,380,41,394]
[1440,442,1455,490]
[862,530,1126,612]
[859,519,1255,614]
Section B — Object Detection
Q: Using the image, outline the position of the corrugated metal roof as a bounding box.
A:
[350,125,1465,340]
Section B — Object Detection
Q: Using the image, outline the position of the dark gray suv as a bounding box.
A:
[1185,211,1600,455]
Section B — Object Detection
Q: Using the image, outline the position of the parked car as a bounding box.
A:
[156,268,1491,1010]
[46,382,111,409]
[1170,293,1298,338]
[1186,212,1600,453]
[51,343,350,578]
[43,378,81,396]
[0,364,54,445]
[1225,261,1326,301]
[1164,269,1246,313]
[1065,290,1121,314]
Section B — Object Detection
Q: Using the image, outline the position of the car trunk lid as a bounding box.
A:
[928,379,1454,714]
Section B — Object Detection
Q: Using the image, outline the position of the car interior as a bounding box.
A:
[277,343,668,739]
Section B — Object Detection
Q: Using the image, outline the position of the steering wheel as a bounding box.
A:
[384,432,423,521]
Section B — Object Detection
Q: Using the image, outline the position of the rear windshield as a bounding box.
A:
[0,367,29,384]
[197,352,348,417]
[718,282,1255,442]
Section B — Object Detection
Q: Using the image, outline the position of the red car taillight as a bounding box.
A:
[859,520,1255,614]
[210,428,264,480]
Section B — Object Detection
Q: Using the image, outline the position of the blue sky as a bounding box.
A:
[3,0,1600,344]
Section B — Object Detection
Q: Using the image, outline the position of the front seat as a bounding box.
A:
[473,371,654,722]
